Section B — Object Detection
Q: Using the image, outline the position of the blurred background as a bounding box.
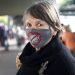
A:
[0,0,75,75]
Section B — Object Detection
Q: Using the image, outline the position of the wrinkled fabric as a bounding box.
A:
[16,35,75,75]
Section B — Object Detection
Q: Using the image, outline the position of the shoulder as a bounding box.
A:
[16,42,35,69]
[46,52,75,75]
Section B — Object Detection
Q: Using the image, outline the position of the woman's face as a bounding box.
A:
[24,14,57,49]
[25,14,49,29]
[25,14,57,35]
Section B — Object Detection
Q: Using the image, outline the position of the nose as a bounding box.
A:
[31,25,37,29]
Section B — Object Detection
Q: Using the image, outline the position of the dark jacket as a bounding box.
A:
[16,36,75,75]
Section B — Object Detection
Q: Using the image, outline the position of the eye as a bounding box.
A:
[26,23,32,28]
[37,23,43,27]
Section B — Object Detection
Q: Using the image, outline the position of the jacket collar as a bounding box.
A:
[20,35,62,67]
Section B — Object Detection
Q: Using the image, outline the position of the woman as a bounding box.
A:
[16,1,75,75]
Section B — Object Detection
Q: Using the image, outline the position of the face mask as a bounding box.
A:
[26,29,52,49]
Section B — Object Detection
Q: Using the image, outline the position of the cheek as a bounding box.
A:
[40,25,49,29]
[43,26,49,29]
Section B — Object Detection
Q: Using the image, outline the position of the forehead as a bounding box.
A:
[25,14,46,24]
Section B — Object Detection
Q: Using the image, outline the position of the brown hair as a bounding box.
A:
[23,1,62,32]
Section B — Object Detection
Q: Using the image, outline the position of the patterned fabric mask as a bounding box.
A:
[26,29,52,49]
